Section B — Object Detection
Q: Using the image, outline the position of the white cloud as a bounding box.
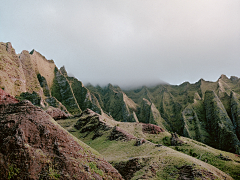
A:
[0,0,240,87]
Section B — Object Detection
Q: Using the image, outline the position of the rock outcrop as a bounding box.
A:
[74,109,114,140]
[45,106,69,120]
[74,109,138,141]
[0,95,123,179]
[171,132,184,146]
[177,165,216,180]
[109,126,137,141]
[142,123,164,134]
[113,158,148,180]
[0,88,19,105]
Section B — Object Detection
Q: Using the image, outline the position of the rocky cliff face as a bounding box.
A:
[204,90,240,153]
[0,90,123,179]
[231,92,240,140]
[0,42,26,96]
[0,42,102,116]
[67,76,102,114]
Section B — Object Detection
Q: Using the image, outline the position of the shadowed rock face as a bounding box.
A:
[74,109,137,141]
[0,99,122,179]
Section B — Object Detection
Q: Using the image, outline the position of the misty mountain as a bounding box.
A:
[1,42,240,179]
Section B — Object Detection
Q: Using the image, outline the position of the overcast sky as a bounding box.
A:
[1,0,240,88]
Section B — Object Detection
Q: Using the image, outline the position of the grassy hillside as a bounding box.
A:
[57,110,240,179]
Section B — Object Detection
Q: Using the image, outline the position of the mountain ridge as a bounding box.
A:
[1,42,240,154]
[1,42,240,179]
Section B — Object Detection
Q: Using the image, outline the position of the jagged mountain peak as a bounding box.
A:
[60,66,68,77]
[2,42,240,179]
[219,74,229,80]
[230,76,239,82]
[29,49,35,54]
[179,81,190,86]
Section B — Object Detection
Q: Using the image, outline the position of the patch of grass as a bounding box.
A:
[171,137,240,179]
[157,165,179,180]
[89,162,103,176]
[8,164,20,180]
[144,132,171,146]
[57,115,236,179]
[48,166,60,180]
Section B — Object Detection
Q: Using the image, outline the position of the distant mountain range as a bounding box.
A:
[1,42,240,179]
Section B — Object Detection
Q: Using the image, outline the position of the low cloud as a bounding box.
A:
[1,0,240,87]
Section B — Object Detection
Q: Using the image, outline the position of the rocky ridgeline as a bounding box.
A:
[74,109,168,145]
[74,109,138,142]
[0,42,101,116]
[0,90,123,179]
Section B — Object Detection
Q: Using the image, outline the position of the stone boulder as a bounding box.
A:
[142,123,164,134]
[134,138,147,146]
[171,132,184,146]
[45,106,69,120]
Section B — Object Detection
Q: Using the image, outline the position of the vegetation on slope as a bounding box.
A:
[124,75,240,154]
[57,110,239,179]
[51,67,81,115]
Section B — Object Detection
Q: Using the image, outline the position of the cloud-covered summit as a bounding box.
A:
[1,0,240,86]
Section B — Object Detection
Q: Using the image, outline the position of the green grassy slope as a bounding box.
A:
[57,111,240,179]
